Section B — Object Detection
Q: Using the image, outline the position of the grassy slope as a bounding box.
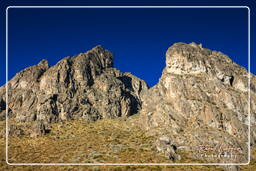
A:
[0,115,255,170]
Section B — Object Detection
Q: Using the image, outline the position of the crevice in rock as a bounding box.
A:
[230,76,234,86]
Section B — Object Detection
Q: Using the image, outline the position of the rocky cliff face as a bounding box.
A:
[1,43,255,164]
[0,45,148,123]
[140,42,256,163]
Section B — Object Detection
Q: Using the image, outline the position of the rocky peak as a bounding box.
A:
[78,44,113,68]
[0,45,148,123]
[164,42,252,91]
[39,45,114,94]
[38,59,49,67]
[166,42,209,74]
[140,42,256,163]
[6,59,49,91]
[165,42,235,76]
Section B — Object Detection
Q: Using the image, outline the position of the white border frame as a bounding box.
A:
[5,6,251,166]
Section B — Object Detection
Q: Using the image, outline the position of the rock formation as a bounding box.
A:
[140,42,256,163]
[0,45,148,123]
[1,42,255,164]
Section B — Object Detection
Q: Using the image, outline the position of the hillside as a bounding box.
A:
[0,43,256,170]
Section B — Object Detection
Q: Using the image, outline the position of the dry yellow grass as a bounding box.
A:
[0,116,255,170]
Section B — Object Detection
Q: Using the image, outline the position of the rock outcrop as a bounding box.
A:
[140,42,256,163]
[0,45,148,123]
[7,121,50,137]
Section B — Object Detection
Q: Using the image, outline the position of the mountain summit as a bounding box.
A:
[140,42,256,163]
[0,45,148,122]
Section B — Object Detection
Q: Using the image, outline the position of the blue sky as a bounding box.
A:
[1,6,254,87]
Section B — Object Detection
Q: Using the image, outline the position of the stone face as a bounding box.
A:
[29,121,50,137]
[155,136,180,161]
[0,45,148,123]
[140,42,256,163]
[8,125,25,137]
[7,121,50,137]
